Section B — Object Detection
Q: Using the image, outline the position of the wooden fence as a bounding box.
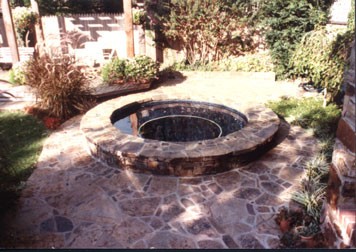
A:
[0,47,34,63]
[41,14,144,66]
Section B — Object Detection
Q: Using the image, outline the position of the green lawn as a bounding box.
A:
[0,111,48,216]
[266,96,341,160]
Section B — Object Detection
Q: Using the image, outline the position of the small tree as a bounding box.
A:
[148,0,259,65]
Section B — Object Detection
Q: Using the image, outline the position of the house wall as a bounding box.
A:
[324,41,356,248]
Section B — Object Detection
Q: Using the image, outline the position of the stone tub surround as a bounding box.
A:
[80,94,280,176]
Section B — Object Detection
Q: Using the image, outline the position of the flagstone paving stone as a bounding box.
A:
[1,72,321,248]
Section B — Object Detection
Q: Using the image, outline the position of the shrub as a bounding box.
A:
[258,0,332,79]
[101,58,127,83]
[291,28,331,85]
[230,52,274,72]
[347,0,355,31]
[170,61,216,71]
[8,61,28,85]
[102,55,159,84]
[291,28,355,102]
[170,51,274,72]
[132,8,146,25]
[12,6,38,46]
[148,0,259,64]
[24,54,92,120]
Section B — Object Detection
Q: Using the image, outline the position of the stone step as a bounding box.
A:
[346,220,356,237]
[340,212,356,230]
[336,117,356,153]
[335,206,356,240]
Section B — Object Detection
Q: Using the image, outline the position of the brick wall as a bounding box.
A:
[324,40,355,248]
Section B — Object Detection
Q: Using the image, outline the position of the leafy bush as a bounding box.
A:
[266,97,341,138]
[25,54,92,119]
[291,28,355,102]
[291,28,331,85]
[170,51,274,72]
[148,0,259,65]
[230,52,274,72]
[8,61,28,85]
[102,55,159,84]
[258,0,332,79]
[101,58,126,83]
[348,0,355,31]
[133,8,146,25]
[12,6,38,46]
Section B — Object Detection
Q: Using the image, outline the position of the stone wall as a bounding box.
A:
[324,41,355,248]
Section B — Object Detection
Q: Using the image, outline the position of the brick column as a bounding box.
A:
[324,41,356,248]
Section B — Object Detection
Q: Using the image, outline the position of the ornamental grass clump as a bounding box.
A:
[25,53,92,120]
[292,177,326,222]
[304,155,329,182]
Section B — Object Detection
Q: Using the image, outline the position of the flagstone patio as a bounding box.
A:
[1,72,321,248]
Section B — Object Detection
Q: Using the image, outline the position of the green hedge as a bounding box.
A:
[258,0,332,79]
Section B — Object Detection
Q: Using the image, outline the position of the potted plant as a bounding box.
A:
[291,177,326,248]
[279,230,302,248]
[275,207,303,233]
[294,221,321,248]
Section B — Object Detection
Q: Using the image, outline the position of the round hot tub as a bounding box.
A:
[111,100,247,142]
[80,96,280,176]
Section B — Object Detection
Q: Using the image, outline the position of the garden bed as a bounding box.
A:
[91,81,152,100]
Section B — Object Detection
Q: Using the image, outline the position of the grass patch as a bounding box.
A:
[0,111,48,216]
[266,96,341,160]
[266,97,341,137]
